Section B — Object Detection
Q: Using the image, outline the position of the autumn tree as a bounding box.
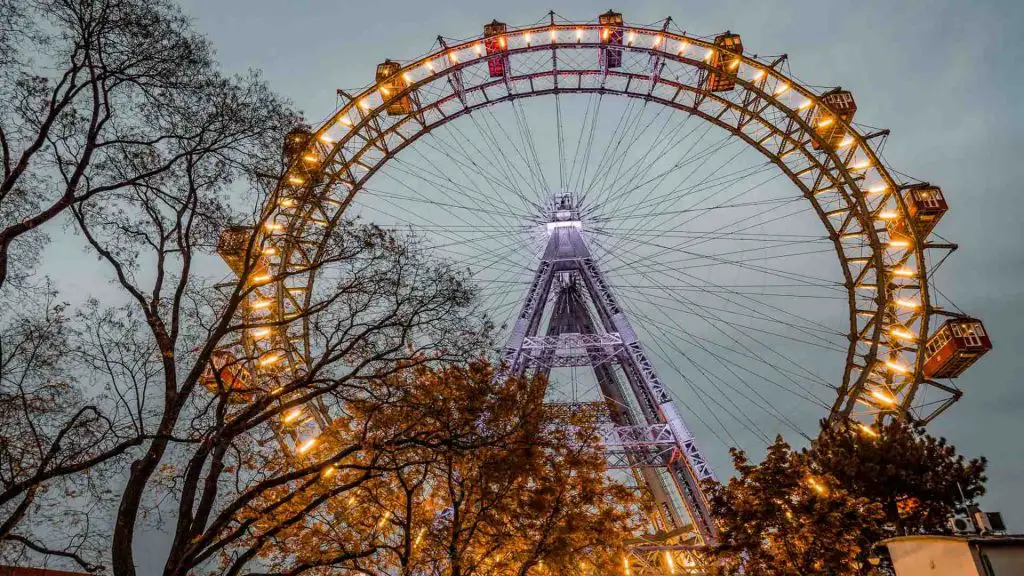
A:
[706,437,884,576]
[241,361,641,576]
[706,422,988,576]
[810,419,987,536]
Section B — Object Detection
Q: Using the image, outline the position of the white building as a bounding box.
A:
[882,534,1024,576]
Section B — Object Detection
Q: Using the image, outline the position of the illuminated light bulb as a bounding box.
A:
[623,554,632,576]
[550,29,558,42]
[283,408,304,423]
[251,297,273,310]
[499,36,506,48]
[850,159,872,171]
[798,99,814,110]
[474,43,483,55]
[773,83,790,96]
[319,133,334,143]
[753,69,765,81]
[703,48,714,62]
[838,136,855,148]
[891,328,916,341]
[379,86,390,96]
[287,175,304,185]
[322,466,336,478]
[297,437,317,453]
[250,327,271,338]
[576,28,583,41]
[264,222,283,231]
[259,353,281,367]
[870,389,897,406]
[359,99,371,110]
[602,28,609,40]
[895,299,920,309]
[524,32,532,45]
[877,211,899,220]
[251,274,272,284]
[665,551,676,574]
[278,197,296,208]
[677,41,689,55]
[891,267,915,277]
[262,246,277,256]
[339,115,353,126]
[867,184,888,194]
[859,423,879,438]
[302,154,318,163]
[729,58,740,70]
[402,72,411,83]
[817,117,834,128]
[885,360,910,374]
[653,35,662,48]
[627,32,636,45]
[888,239,912,248]
[448,51,458,63]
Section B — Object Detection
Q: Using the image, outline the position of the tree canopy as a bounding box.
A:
[706,420,988,576]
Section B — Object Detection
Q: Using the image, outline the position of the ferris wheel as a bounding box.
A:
[205,10,992,573]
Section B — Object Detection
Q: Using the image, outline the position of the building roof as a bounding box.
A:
[883,534,1024,547]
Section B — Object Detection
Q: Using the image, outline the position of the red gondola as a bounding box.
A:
[923,318,992,379]
[483,20,508,78]
[812,89,857,149]
[599,10,624,69]
[703,32,743,92]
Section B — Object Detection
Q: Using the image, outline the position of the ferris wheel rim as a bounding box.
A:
[251,18,940,428]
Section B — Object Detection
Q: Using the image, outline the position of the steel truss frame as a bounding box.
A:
[219,13,970,573]
[250,22,947,430]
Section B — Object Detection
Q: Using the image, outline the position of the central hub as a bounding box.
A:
[546,193,582,233]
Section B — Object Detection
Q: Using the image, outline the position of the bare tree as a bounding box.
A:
[0,0,290,289]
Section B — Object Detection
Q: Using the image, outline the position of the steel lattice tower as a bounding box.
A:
[500,194,717,548]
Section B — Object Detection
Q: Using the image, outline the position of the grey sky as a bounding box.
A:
[163,0,1024,525]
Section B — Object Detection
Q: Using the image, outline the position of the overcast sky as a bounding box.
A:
[165,0,1024,529]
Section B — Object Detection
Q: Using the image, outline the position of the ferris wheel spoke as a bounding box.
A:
[584,102,671,210]
[412,133,534,215]
[566,92,603,195]
[627,301,832,417]
[507,100,553,197]
[476,105,551,205]
[598,229,844,291]
[614,281,841,396]
[622,304,770,447]
[607,256,846,345]
[626,302,819,437]
[579,97,647,204]
[373,155,525,225]
[600,145,775,254]
[605,253,847,377]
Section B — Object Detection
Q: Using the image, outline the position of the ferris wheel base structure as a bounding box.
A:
[502,195,716,549]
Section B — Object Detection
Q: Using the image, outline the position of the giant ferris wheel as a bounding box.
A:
[207,11,992,573]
